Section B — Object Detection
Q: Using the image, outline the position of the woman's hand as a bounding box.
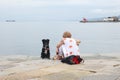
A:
[76,40,81,46]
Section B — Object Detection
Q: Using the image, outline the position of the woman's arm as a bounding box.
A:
[56,39,64,48]
[56,39,64,55]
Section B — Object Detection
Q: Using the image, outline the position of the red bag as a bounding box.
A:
[61,55,84,65]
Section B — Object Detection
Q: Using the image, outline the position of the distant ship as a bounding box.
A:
[80,16,120,23]
[103,16,119,22]
[5,20,16,22]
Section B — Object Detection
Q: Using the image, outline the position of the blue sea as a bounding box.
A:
[0,21,120,56]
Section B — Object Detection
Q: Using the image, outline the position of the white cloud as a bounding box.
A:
[0,0,92,7]
[0,0,120,21]
[0,0,120,8]
[92,8,120,14]
[0,0,47,7]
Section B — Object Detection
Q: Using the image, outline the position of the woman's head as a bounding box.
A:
[63,31,72,38]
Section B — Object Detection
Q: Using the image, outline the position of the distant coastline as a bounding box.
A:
[80,20,120,23]
[80,15,120,23]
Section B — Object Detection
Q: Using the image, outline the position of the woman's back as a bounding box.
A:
[62,38,80,57]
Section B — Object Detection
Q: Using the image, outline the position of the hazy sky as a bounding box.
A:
[0,0,120,21]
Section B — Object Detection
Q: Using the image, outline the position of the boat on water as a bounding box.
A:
[5,20,16,22]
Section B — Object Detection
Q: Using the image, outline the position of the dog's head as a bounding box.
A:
[42,39,49,48]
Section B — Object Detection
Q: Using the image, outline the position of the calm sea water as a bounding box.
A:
[0,21,120,56]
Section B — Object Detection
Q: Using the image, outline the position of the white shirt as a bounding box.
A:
[62,38,80,57]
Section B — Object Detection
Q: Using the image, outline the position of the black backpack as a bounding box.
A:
[61,55,84,65]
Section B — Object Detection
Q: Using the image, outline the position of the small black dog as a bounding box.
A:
[41,39,50,59]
